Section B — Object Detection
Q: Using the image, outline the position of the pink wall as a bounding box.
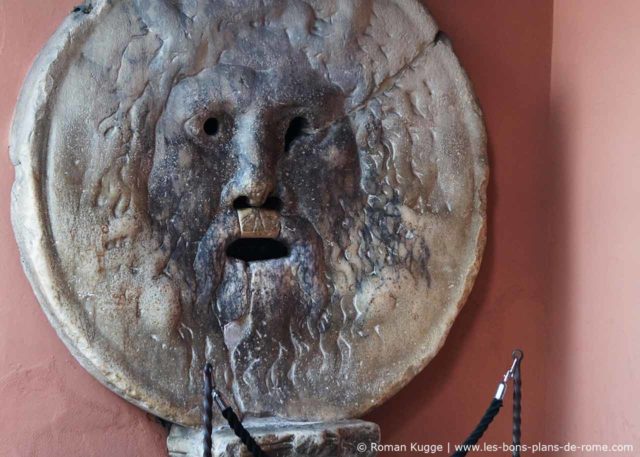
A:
[1,1,637,456]
[547,0,640,450]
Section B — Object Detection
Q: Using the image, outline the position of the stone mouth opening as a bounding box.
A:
[226,237,289,262]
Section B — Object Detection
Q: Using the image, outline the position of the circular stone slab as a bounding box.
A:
[10,0,487,427]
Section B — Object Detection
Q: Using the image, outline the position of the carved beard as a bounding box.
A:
[192,209,329,414]
[149,173,429,416]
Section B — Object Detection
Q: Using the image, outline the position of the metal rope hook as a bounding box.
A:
[495,349,523,401]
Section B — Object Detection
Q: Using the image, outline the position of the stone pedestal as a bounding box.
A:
[168,419,380,457]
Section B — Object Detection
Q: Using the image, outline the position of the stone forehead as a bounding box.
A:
[167,64,341,115]
[135,0,438,107]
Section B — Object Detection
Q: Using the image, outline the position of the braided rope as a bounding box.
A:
[222,408,269,457]
[512,354,523,457]
[452,398,503,457]
[202,363,213,457]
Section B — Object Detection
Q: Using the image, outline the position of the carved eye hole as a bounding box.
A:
[284,116,310,152]
[203,117,220,136]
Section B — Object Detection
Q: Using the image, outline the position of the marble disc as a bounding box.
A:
[11,0,487,426]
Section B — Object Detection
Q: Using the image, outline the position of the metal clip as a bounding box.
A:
[494,349,523,400]
[212,389,228,411]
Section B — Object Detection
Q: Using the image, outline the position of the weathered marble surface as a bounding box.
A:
[168,420,379,457]
[11,0,487,427]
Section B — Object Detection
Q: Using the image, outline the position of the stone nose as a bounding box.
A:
[222,111,278,208]
[232,179,274,208]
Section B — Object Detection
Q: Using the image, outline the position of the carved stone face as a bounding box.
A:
[11,0,488,426]
[147,61,361,409]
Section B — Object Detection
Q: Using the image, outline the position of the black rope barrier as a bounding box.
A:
[202,364,213,457]
[452,349,523,457]
[202,350,523,457]
[511,350,523,457]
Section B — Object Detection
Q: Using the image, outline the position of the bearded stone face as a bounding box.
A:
[147,58,366,411]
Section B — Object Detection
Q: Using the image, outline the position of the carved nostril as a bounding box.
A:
[233,196,251,210]
[233,195,282,211]
[262,196,283,211]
